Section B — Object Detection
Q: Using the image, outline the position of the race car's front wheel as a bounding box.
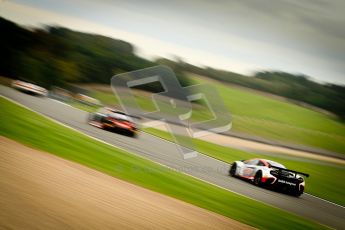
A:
[253,171,262,186]
[229,163,237,177]
[128,130,137,138]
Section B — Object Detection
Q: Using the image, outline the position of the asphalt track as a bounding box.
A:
[1,85,344,229]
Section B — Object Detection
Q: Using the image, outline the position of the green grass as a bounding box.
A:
[91,89,157,112]
[145,127,345,206]
[188,73,345,154]
[67,101,100,113]
[0,97,327,229]
[91,88,212,121]
[91,90,119,105]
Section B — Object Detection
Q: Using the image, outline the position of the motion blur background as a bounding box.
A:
[0,0,344,152]
[1,2,345,229]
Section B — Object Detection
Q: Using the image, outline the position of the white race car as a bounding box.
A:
[12,79,48,96]
[229,158,309,196]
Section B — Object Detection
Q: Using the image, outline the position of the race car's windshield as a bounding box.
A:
[266,160,286,169]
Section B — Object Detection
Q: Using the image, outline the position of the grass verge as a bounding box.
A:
[0,97,327,229]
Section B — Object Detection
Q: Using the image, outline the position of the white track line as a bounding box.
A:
[2,95,344,210]
[304,193,344,209]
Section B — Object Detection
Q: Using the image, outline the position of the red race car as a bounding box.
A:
[88,107,138,137]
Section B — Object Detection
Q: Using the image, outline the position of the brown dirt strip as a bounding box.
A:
[0,136,254,230]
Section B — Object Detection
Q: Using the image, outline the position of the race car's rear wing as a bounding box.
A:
[270,166,310,178]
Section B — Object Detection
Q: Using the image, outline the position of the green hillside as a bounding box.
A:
[188,73,345,154]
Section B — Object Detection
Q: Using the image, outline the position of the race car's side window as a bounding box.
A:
[257,161,265,166]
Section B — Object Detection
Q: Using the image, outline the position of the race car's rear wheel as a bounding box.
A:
[254,171,262,186]
[294,185,304,197]
[229,163,237,177]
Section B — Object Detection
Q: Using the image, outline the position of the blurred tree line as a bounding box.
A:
[0,17,190,89]
[1,17,344,119]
